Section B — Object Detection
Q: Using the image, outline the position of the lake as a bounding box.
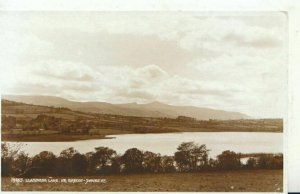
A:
[13,132,283,158]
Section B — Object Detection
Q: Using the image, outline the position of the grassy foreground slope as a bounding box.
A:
[2,170,283,192]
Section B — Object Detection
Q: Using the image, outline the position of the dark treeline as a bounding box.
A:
[1,142,283,177]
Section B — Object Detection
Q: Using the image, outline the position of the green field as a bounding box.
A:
[1,170,283,192]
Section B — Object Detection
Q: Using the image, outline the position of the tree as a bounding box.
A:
[122,148,144,173]
[31,151,57,176]
[216,150,241,170]
[90,147,116,174]
[85,151,95,175]
[272,154,283,169]
[161,156,176,173]
[174,142,209,172]
[208,158,218,169]
[71,153,88,175]
[1,143,13,176]
[13,152,30,176]
[1,143,26,176]
[1,116,16,130]
[111,154,122,174]
[257,154,283,169]
[56,147,79,176]
[245,157,257,169]
[143,151,162,173]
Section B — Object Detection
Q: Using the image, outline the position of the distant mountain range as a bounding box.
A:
[2,95,250,120]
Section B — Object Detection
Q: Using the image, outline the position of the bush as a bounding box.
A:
[216,150,241,170]
[257,154,283,169]
[245,157,257,169]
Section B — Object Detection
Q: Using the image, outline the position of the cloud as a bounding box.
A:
[189,54,283,82]
[223,33,282,49]
[32,60,95,81]
[31,29,212,73]
[177,88,232,97]
[136,64,168,80]
[116,89,156,100]
[247,37,282,49]
[0,12,287,118]
[128,77,147,89]
[7,83,62,95]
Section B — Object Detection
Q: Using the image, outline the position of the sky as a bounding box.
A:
[0,12,287,118]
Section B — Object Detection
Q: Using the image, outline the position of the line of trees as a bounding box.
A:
[1,142,283,177]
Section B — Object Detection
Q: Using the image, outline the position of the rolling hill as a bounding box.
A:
[2,95,250,120]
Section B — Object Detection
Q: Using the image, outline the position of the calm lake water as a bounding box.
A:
[14,132,283,158]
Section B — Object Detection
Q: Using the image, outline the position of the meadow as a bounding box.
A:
[2,170,283,192]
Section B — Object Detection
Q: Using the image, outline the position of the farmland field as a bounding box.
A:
[1,100,283,143]
[1,170,283,192]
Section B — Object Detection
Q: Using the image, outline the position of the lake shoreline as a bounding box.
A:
[1,134,113,142]
[1,130,283,142]
[2,132,283,158]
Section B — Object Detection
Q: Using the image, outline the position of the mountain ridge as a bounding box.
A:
[2,95,250,120]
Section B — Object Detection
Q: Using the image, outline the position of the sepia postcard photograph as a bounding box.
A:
[0,6,289,193]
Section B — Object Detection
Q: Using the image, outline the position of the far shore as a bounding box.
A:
[1,130,283,142]
[1,134,110,142]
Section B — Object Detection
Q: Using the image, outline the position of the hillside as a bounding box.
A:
[2,95,249,120]
[1,99,283,142]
